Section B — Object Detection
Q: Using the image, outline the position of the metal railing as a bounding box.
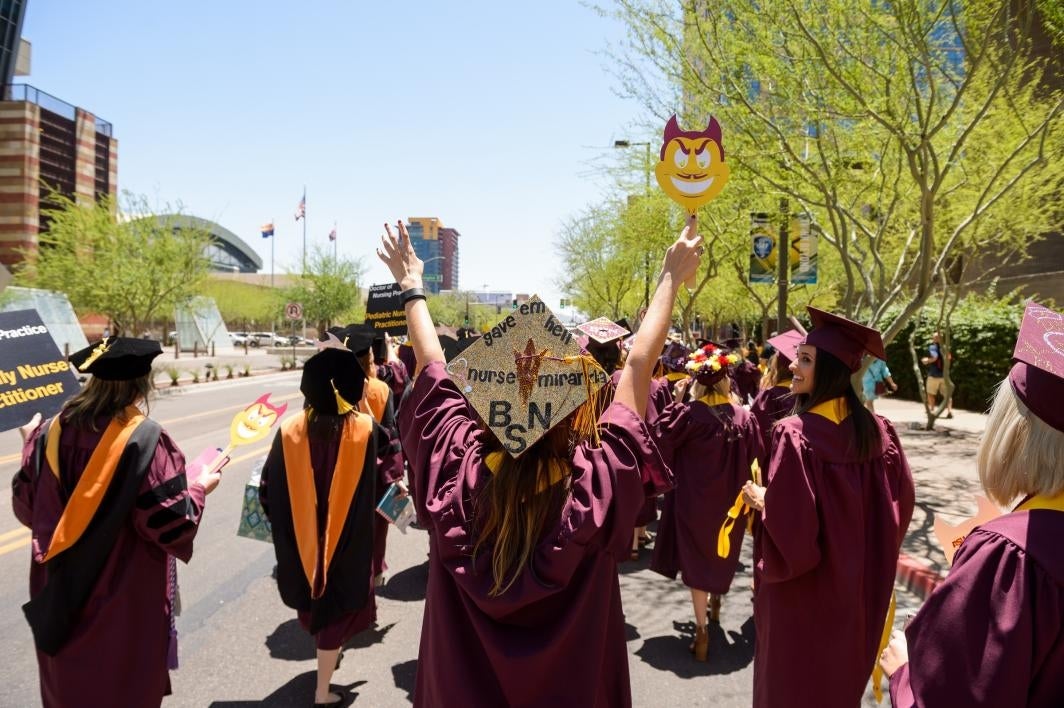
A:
[4,83,112,136]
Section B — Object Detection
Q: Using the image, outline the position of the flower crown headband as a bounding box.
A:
[685,343,741,377]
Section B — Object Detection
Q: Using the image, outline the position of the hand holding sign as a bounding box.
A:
[653,115,730,288]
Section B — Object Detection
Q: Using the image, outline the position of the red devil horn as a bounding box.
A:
[706,116,724,160]
[661,114,682,160]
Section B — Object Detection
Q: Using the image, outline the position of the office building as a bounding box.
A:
[407,216,461,294]
[0,3,118,266]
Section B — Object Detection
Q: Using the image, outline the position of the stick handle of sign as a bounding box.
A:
[686,210,699,290]
[207,444,235,475]
[788,315,808,336]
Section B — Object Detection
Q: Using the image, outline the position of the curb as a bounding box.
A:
[896,553,944,601]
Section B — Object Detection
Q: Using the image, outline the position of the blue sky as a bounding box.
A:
[22,0,648,317]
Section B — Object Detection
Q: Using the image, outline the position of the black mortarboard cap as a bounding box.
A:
[69,336,162,381]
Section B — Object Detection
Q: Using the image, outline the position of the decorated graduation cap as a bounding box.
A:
[68,336,162,380]
[767,329,805,366]
[1009,301,1064,433]
[444,295,608,457]
[576,317,631,345]
[803,307,886,372]
[685,341,741,386]
[301,348,366,415]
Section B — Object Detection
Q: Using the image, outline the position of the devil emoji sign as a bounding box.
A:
[654,115,730,212]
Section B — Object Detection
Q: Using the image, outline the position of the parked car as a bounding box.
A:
[229,331,249,346]
[248,332,288,347]
[284,335,315,346]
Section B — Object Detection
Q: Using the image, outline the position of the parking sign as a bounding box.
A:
[285,302,303,321]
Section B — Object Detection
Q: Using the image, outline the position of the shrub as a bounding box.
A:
[882,292,1024,412]
[166,367,181,387]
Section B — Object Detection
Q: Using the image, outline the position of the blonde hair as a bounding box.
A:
[978,381,1064,506]
[689,376,732,402]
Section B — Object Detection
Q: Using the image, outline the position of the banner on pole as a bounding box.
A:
[364,284,408,335]
[749,212,818,285]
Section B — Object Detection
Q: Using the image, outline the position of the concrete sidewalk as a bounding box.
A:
[873,396,989,600]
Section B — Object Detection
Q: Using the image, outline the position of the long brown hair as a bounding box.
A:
[792,349,880,461]
[473,411,586,596]
[62,375,154,430]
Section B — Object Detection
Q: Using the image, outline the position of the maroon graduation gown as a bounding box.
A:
[731,360,761,403]
[399,362,671,708]
[749,384,793,456]
[889,509,1064,707]
[610,369,673,527]
[650,399,762,593]
[12,416,206,708]
[752,412,914,708]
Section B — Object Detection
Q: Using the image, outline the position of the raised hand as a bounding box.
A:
[661,214,703,286]
[377,221,424,291]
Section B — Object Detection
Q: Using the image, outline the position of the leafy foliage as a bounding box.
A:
[595,0,1063,343]
[280,246,365,333]
[883,291,1024,410]
[15,191,212,335]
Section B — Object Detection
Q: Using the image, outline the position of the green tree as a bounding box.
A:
[15,191,212,335]
[603,0,1064,344]
[281,246,365,333]
[556,201,642,320]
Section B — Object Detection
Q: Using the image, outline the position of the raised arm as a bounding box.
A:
[615,215,702,418]
[377,221,445,369]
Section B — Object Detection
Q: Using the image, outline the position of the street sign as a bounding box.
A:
[284,302,303,321]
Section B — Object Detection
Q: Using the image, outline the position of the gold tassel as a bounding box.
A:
[77,337,112,372]
[561,354,607,448]
[332,381,356,415]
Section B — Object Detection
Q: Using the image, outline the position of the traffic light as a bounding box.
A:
[512,299,518,309]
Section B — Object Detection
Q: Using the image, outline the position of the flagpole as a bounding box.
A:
[270,215,275,290]
[301,186,307,275]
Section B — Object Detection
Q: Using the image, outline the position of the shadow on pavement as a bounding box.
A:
[208,672,366,707]
[376,560,429,602]
[392,659,418,702]
[265,619,315,661]
[634,617,755,677]
[345,621,396,650]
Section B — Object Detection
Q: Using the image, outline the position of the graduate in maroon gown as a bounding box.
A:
[741,308,915,708]
[580,316,667,560]
[749,329,802,453]
[377,216,703,707]
[260,345,385,707]
[881,301,1064,707]
[12,337,222,708]
[725,337,761,404]
[650,342,761,661]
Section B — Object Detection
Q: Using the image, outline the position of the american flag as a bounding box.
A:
[261,222,274,238]
[294,194,305,221]
[328,225,336,242]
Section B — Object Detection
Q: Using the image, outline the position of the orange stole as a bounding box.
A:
[40,406,146,562]
[280,411,372,598]
[359,377,389,422]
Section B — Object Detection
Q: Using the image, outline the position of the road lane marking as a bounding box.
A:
[0,392,302,466]
[0,535,30,556]
[0,526,29,543]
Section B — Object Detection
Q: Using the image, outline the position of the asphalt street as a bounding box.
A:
[0,372,923,707]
